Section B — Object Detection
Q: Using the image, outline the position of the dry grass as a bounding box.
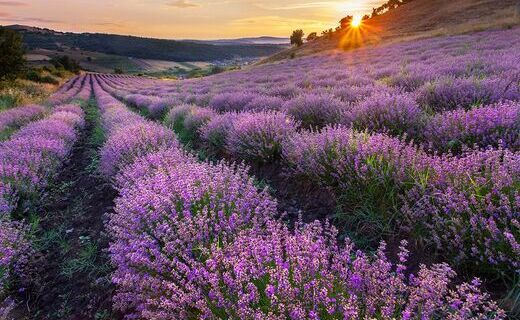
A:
[0,78,65,110]
[262,0,520,63]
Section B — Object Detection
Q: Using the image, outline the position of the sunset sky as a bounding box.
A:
[0,0,383,39]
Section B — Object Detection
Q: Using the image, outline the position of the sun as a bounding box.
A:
[351,15,362,28]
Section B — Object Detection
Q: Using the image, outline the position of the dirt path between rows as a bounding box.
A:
[14,101,121,320]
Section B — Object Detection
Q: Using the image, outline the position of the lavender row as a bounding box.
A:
[0,103,86,316]
[0,104,85,212]
[98,77,520,154]
[0,104,47,134]
[92,75,505,319]
[48,74,92,105]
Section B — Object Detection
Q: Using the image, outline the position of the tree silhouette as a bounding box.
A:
[290,30,305,47]
[340,16,353,29]
[306,32,318,42]
[0,27,26,81]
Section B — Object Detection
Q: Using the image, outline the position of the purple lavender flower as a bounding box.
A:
[210,92,257,112]
[0,104,47,133]
[342,92,424,136]
[282,93,345,128]
[424,101,520,152]
[100,122,178,176]
[226,111,299,163]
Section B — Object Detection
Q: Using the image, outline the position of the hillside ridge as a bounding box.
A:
[264,0,520,63]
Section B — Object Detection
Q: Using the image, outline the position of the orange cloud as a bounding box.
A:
[167,0,199,8]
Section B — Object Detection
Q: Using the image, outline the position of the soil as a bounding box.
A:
[248,162,336,224]
[12,102,121,320]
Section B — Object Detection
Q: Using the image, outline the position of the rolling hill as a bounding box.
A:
[264,0,520,63]
[5,25,287,63]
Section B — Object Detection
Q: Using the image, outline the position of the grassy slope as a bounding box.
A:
[0,77,69,110]
[263,0,520,63]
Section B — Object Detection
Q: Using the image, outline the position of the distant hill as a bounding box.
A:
[188,37,289,45]
[4,25,287,62]
[264,0,520,63]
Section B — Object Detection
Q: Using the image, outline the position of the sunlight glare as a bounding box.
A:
[351,15,362,28]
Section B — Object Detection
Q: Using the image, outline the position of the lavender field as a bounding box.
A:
[1,27,519,319]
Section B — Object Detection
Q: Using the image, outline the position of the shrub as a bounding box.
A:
[227,111,299,163]
[50,55,81,74]
[244,95,284,111]
[100,122,178,176]
[402,148,520,275]
[109,160,278,318]
[282,93,344,128]
[417,76,520,112]
[0,104,46,132]
[0,185,15,216]
[114,147,195,192]
[1,106,84,196]
[39,75,59,85]
[25,70,41,82]
[149,97,181,119]
[210,92,257,112]
[193,220,505,319]
[343,92,424,136]
[199,112,239,155]
[183,107,217,134]
[423,101,520,152]
[0,219,30,317]
[283,126,429,241]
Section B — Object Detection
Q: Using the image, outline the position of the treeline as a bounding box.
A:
[370,0,414,17]
[9,27,286,62]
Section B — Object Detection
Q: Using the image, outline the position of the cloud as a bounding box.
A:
[0,1,27,6]
[228,15,329,35]
[230,15,323,26]
[167,0,199,8]
[254,0,381,13]
[255,1,336,10]
[0,16,63,23]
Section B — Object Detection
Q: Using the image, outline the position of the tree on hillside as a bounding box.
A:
[306,32,318,42]
[0,27,26,81]
[340,16,353,29]
[321,28,334,38]
[290,30,305,47]
[50,55,81,74]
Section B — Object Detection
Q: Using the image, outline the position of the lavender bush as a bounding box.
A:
[109,159,278,318]
[343,92,424,136]
[423,101,520,152]
[100,122,178,176]
[282,93,344,129]
[227,111,299,163]
[0,104,46,133]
